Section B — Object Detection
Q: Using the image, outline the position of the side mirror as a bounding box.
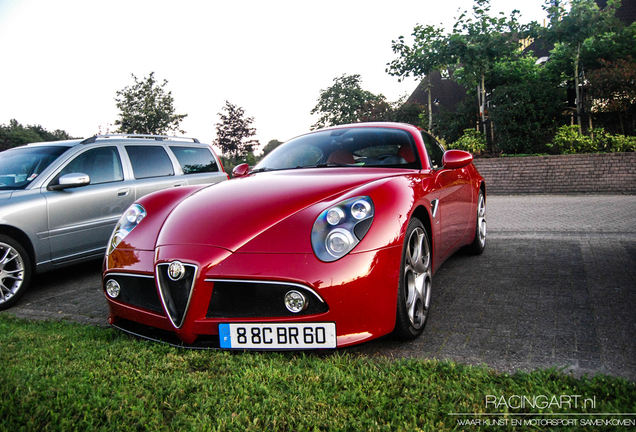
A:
[47,173,91,191]
[442,150,473,170]
[232,163,250,178]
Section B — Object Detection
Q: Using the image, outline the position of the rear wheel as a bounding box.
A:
[0,235,31,311]
[393,218,432,340]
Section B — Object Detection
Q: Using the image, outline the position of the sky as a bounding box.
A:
[0,0,549,152]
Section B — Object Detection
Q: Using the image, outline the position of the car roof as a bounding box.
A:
[18,134,207,150]
[79,134,202,144]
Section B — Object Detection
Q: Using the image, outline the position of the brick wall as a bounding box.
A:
[472,152,636,194]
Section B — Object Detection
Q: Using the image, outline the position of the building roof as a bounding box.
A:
[406,70,467,114]
[597,0,636,24]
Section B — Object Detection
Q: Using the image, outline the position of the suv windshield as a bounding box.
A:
[0,145,71,190]
[253,127,420,172]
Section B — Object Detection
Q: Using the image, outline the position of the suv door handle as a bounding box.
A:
[173,181,187,187]
[117,188,132,197]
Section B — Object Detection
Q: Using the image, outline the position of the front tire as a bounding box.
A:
[393,218,432,340]
[0,235,32,311]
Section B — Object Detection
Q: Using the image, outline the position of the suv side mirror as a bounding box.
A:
[442,150,473,170]
[232,163,250,178]
[47,173,91,191]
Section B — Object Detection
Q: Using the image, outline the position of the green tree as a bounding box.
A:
[260,139,283,158]
[310,74,386,129]
[448,0,526,145]
[541,0,621,134]
[580,15,636,69]
[391,101,427,127]
[114,72,187,135]
[488,56,567,154]
[586,57,636,135]
[0,119,74,149]
[387,24,447,130]
[214,101,259,161]
[434,99,480,144]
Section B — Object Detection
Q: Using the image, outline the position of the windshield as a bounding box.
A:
[0,145,71,190]
[253,127,420,172]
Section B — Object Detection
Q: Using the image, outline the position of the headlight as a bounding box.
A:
[107,203,147,255]
[311,196,374,262]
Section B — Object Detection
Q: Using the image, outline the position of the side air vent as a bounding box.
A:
[104,273,163,314]
[206,279,329,318]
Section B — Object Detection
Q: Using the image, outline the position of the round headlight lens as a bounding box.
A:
[326,207,345,225]
[351,199,372,220]
[126,206,144,223]
[325,228,355,257]
[105,279,121,298]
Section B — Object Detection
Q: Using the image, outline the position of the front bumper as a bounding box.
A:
[104,244,402,348]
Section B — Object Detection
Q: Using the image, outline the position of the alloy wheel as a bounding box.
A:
[403,226,431,330]
[0,242,26,305]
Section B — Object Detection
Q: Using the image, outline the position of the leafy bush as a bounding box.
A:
[595,129,636,152]
[547,125,596,154]
[447,129,487,154]
[547,125,636,154]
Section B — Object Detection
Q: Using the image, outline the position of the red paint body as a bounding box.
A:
[103,123,484,348]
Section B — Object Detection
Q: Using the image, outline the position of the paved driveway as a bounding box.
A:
[3,195,636,381]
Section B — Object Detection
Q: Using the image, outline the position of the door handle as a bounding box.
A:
[173,181,187,187]
[117,188,132,197]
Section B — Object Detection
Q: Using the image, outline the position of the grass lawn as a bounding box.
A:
[1,315,634,431]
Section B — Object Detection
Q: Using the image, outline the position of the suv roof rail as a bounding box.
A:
[80,134,201,144]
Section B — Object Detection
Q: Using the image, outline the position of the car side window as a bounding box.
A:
[169,146,219,174]
[58,147,123,184]
[125,146,174,179]
[421,132,445,170]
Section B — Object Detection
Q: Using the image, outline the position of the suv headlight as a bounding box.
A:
[107,203,147,255]
[311,196,374,262]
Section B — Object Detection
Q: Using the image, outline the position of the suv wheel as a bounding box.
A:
[0,235,32,310]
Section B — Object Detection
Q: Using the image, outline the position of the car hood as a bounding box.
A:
[156,168,402,252]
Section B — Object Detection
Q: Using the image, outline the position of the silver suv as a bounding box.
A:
[0,134,228,309]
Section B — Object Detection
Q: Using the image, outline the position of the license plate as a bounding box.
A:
[218,323,336,349]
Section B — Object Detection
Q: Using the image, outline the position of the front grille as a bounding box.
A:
[104,274,163,314]
[206,280,329,318]
[156,263,197,328]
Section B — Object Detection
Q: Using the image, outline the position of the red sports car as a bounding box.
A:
[103,122,486,349]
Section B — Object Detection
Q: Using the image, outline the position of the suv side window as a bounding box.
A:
[421,132,445,170]
[169,146,219,174]
[58,147,123,184]
[125,146,174,179]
